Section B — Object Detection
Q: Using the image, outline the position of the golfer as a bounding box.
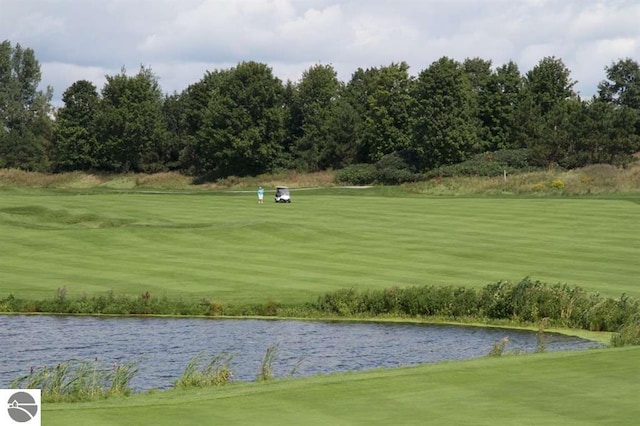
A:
[257,186,264,204]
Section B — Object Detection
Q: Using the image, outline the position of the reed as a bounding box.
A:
[173,353,234,389]
[257,345,279,381]
[10,359,138,402]
[487,337,510,357]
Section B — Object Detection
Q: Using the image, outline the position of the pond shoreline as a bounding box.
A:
[0,310,612,344]
[2,315,603,394]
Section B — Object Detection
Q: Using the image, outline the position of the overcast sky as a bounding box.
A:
[2,0,639,106]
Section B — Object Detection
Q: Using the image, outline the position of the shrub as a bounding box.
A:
[208,301,224,316]
[334,164,377,185]
[451,286,479,317]
[263,299,281,316]
[375,152,422,185]
[314,288,363,315]
[550,179,565,189]
[586,294,639,331]
[0,293,21,312]
[478,280,515,319]
[426,149,536,178]
[610,317,640,347]
[489,149,534,169]
[334,153,422,186]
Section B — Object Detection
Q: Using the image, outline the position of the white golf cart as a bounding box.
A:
[274,186,291,203]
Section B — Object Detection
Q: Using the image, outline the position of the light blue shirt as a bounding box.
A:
[257,188,264,197]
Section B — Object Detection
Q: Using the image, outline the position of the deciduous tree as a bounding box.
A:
[52,80,99,171]
[411,57,478,169]
[288,64,341,171]
[94,66,169,172]
[194,61,286,178]
[598,58,640,110]
[345,63,414,163]
[0,40,53,171]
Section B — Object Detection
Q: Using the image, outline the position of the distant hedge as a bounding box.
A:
[312,277,640,344]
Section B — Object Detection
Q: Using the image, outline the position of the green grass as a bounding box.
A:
[0,188,638,302]
[2,185,639,424]
[43,346,640,425]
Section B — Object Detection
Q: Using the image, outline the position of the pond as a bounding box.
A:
[0,315,601,391]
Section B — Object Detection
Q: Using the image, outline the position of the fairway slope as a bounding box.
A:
[44,347,640,425]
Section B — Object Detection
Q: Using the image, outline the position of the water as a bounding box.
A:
[0,315,600,391]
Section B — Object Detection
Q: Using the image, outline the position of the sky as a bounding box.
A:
[1,0,639,106]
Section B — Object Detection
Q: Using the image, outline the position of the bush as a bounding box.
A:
[611,317,640,347]
[426,149,536,178]
[334,153,423,186]
[314,288,363,315]
[5,281,640,340]
[334,164,377,185]
[478,280,515,319]
[488,149,534,169]
[375,152,422,185]
[586,294,639,331]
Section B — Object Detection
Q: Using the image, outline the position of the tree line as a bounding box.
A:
[1,39,639,179]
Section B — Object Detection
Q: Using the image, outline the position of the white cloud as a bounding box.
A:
[0,0,637,104]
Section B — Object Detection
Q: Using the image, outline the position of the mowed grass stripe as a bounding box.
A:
[43,347,640,425]
[0,190,637,301]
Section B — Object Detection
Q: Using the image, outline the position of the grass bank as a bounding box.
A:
[0,161,638,194]
[43,346,640,425]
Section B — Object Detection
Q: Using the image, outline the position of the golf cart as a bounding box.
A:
[275,186,291,203]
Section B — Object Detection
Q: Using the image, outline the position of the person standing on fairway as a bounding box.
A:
[257,186,264,204]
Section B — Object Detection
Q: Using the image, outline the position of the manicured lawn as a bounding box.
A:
[43,346,640,425]
[3,188,639,425]
[0,188,638,302]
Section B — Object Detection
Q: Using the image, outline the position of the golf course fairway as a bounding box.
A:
[0,189,638,301]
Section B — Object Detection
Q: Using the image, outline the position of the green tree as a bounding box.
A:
[52,80,100,171]
[94,66,169,172]
[411,57,478,169]
[574,99,640,166]
[288,64,341,171]
[0,40,53,171]
[598,58,640,110]
[194,61,286,178]
[516,56,577,164]
[322,93,360,169]
[463,57,492,151]
[523,56,576,116]
[476,61,523,151]
[162,91,189,170]
[174,71,227,174]
[533,98,640,168]
[345,62,414,163]
[598,58,640,138]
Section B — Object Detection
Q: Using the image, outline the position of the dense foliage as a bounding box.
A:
[1,279,639,346]
[312,278,640,334]
[1,39,640,180]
